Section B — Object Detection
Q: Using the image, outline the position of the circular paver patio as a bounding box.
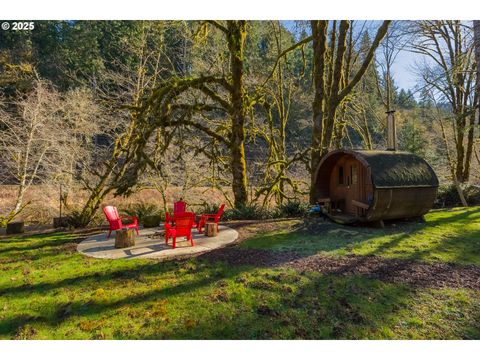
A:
[77,225,238,260]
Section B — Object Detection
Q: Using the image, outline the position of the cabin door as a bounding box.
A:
[345,160,362,215]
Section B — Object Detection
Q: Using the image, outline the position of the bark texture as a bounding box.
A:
[226,21,249,208]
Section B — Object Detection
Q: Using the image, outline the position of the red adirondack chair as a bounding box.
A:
[165,200,188,224]
[165,212,195,249]
[197,204,225,233]
[103,206,139,238]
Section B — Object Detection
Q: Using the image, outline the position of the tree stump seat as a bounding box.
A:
[204,221,218,237]
[115,228,136,248]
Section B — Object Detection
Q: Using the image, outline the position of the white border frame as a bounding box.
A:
[1,0,478,20]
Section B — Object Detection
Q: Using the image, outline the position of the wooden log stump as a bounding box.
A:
[115,229,136,248]
[53,217,69,228]
[204,222,218,237]
[6,221,25,235]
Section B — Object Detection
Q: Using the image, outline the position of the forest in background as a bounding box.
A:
[0,20,479,227]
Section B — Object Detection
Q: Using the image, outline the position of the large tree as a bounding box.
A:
[113,21,254,208]
[411,21,477,183]
[309,20,391,203]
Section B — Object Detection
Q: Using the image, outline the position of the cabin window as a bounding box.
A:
[351,165,358,184]
[338,166,344,184]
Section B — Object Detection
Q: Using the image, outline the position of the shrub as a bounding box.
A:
[142,215,162,228]
[223,203,272,220]
[464,185,480,205]
[434,184,480,208]
[198,201,221,215]
[123,202,164,222]
[66,210,91,228]
[275,200,308,218]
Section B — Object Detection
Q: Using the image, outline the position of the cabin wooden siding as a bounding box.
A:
[367,187,437,221]
[328,155,373,216]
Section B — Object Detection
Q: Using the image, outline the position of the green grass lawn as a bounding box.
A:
[1,207,480,339]
[241,206,480,265]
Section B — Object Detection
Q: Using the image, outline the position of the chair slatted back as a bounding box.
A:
[103,206,119,221]
[174,201,187,214]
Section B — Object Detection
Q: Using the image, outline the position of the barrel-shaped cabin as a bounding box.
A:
[313,150,439,224]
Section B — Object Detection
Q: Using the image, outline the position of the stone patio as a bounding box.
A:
[77,225,238,260]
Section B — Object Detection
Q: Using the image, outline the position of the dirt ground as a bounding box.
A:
[200,219,480,291]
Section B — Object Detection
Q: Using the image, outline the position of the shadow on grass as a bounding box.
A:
[356,207,480,265]
[139,273,414,339]
[0,260,177,297]
[0,232,97,255]
[2,264,479,339]
[0,265,223,337]
[372,227,480,265]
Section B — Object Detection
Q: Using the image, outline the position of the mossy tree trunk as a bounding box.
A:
[75,175,112,227]
[226,21,249,208]
[309,20,390,204]
[310,20,329,205]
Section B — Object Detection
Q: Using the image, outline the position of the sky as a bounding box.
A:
[391,49,420,91]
